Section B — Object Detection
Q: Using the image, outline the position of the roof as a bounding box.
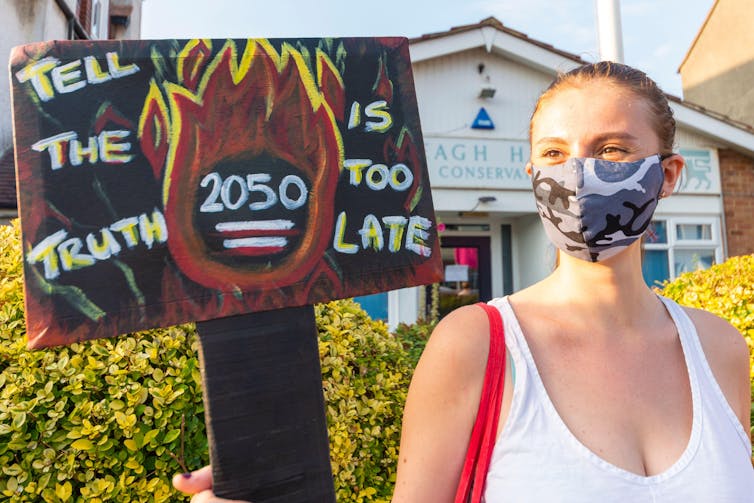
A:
[409,16,589,76]
[0,148,16,209]
[410,16,586,65]
[667,94,754,135]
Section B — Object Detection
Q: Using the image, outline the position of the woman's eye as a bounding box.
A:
[598,146,627,158]
[542,150,563,158]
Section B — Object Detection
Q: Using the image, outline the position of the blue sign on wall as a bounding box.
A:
[471,107,494,129]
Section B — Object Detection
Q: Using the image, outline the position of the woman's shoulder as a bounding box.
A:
[393,304,499,502]
[680,304,750,426]
[405,304,497,408]
[420,304,493,376]
[681,305,748,364]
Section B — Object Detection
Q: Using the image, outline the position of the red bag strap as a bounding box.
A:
[454,302,507,503]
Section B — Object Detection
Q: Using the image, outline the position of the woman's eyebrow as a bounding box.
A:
[533,137,568,146]
[534,132,640,146]
[591,132,640,142]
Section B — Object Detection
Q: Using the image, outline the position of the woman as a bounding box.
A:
[392,62,753,501]
[175,62,754,502]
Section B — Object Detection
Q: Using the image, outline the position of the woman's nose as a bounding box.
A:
[569,144,591,158]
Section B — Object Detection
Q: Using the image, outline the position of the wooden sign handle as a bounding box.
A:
[196,305,335,502]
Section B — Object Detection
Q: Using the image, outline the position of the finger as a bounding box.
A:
[191,489,252,503]
[172,465,214,495]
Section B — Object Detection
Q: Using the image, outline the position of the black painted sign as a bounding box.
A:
[10,38,442,348]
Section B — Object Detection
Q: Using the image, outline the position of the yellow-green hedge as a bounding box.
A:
[659,254,754,440]
[318,301,414,502]
[0,220,413,502]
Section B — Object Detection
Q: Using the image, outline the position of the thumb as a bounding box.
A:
[172,466,252,503]
[172,465,214,495]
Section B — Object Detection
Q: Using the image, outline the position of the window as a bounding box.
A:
[642,217,722,287]
[90,0,102,39]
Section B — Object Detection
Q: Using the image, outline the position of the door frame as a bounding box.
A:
[439,236,492,302]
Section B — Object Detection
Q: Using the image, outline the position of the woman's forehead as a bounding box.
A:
[531,83,655,140]
[539,81,644,112]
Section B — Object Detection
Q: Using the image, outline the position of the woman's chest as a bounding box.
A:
[519,322,694,477]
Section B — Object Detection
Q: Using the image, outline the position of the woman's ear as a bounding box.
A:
[525,161,532,176]
[660,154,684,197]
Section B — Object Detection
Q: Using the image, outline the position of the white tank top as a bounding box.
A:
[483,296,754,502]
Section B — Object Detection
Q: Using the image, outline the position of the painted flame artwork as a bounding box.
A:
[143,39,345,291]
[10,37,442,348]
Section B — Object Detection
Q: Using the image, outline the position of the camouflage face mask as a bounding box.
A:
[530,155,665,262]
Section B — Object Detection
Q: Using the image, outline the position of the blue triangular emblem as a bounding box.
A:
[471,107,495,129]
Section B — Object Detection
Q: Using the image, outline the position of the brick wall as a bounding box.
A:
[719,148,754,257]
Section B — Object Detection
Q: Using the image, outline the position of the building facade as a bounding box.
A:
[0,0,143,224]
[366,17,754,327]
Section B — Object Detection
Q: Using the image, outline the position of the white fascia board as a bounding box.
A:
[410,28,582,76]
[410,30,487,63]
[671,102,754,156]
[486,33,582,75]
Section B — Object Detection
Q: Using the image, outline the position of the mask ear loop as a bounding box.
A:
[657,152,673,199]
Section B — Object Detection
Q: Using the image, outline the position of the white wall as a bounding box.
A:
[514,213,553,289]
[413,47,553,141]
[676,125,725,150]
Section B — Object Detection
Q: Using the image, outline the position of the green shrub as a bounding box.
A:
[440,296,478,319]
[658,254,754,442]
[1,222,208,502]
[317,300,415,502]
[0,220,415,502]
[393,318,436,364]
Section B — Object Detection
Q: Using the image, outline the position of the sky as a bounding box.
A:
[141,0,715,98]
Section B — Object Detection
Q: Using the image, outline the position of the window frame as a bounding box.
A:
[642,216,723,283]
[90,0,103,39]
